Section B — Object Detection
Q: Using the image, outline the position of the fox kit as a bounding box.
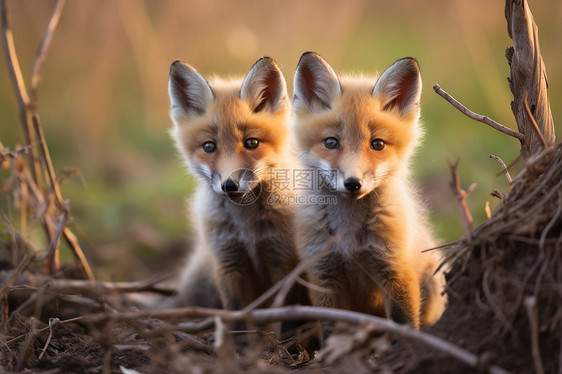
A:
[168,57,309,320]
[291,52,446,328]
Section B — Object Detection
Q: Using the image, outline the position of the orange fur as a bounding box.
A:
[167,59,317,350]
[292,52,446,329]
[172,80,289,185]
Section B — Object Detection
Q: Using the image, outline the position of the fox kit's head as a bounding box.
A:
[292,52,423,200]
[168,57,289,200]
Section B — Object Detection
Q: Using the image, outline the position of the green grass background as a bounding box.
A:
[1,0,561,281]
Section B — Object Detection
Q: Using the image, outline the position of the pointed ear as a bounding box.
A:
[372,58,421,118]
[240,57,288,113]
[293,52,341,112]
[168,60,214,121]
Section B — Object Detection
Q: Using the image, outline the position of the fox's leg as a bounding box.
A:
[306,255,346,309]
[279,276,322,354]
[213,243,259,337]
[382,267,421,329]
[214,257,260,348]
[215,262,255,311]
[163,246,221,309]
[304,261,348,348]
[167,267,221,309]
[259,241,321,351]
[419,265,447,328]
[308,278,340,309]
[374,217,422,328]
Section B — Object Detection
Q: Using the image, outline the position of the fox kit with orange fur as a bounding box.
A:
[168,57,309,320]
[292,52,446,328]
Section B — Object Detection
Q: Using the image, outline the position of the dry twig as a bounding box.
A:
[81,305,510,374]
[433,83,524,141]
[32,115,65,211]
[37,318,59,360]
[491,189,505,200]
[0,145,29,161]
[524,296,543,374]
[485,201,492,219]
[448,158,475,235]
[441,141,561,373]
[30,0,66,105]
[489,154,513,184]
[522,91,548,150]
[271,237,335,308]
[0,0,94,280]
[1,270,173,296]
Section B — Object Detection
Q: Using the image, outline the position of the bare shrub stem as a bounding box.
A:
[433,83,524,141]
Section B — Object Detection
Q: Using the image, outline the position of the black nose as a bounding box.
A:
[221,178,239,193]
[344,177,362,191]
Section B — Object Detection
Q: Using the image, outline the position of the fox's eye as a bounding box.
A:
[323,137,339,149]
[244,138,259,149]
[202,141,217,153]
[371,139,385,151]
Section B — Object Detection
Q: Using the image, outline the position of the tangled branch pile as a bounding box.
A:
[450,143,562,373]
[379,142,562,373]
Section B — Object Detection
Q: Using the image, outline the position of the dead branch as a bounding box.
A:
[0,0,93,280]
[232,237,335,314]
[491,189,505,200]
[30,0,66,106]
[0,209,19,266]
[0,256,32,301]
[522,91,548,149]
[37,318,59,360]
[433,83,524,141]
[524,297,543,374]
[0,256,32,329]
[1,270,173,296]
[505,0,555,158]
[422,240,462,253]
[448,158,475,235]
[482,269,511,331]
[4,315,83,346]
[15,317,38,371]
[62,227,95,281]
[272,237,335,308]
[57,167,83,186]
[485,201,492,219]
[538,190,562,254]
[489,154,513,184]
[32,115,65,211]
[34,210,68,262]
[0,145,29,161]
[82,305,510,374]
[0,0,42,188]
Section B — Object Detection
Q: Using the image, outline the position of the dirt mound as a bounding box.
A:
[380,143,562,373]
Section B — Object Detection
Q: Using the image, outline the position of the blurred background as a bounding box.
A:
[1,0,561,281]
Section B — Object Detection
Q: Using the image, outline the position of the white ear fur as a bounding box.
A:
[372,57,422,117]
[293,52,341,112]
[240,57,288,113]
[168,61,214,121]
